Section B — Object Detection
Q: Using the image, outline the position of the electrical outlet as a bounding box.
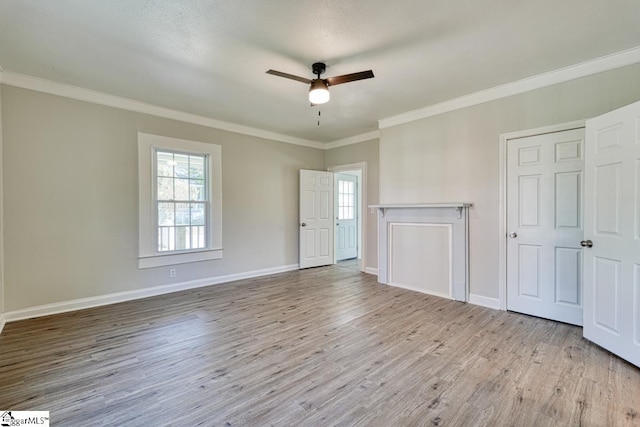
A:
[169,268,176,278]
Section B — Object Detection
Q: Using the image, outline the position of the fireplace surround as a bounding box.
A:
[370,203,472,301]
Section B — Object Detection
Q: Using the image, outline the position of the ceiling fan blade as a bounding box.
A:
[326,70,375,86]
[266,69,312,84]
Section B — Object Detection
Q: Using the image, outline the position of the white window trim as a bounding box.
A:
[138,133,222,268]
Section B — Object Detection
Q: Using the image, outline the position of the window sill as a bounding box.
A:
[138,248,223,269]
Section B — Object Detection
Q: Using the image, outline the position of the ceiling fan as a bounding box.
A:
[266,62,374,105]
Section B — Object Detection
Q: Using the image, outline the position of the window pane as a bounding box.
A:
[191,226,205,249]
[158,226,174,252]
[158,227,164,251]
[158,203,174,226]
[157,151,174,177]
[175,203,190,225]
[175,178,189,200]
[154,150,211,253]
[190,180,205,201]
[174,154,189,178]
[191,203,205,225]
[157,177,174,200]
[175,226,190,250]
[190,156,205,179]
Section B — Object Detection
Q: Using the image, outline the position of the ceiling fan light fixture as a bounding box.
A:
[309,79,330,104]
[267,62,373,106]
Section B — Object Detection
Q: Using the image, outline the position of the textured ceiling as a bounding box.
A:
[1,0,640,143]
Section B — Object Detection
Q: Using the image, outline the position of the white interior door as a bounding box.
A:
[335,173,358,261]
[584,100,640,368]
[299,169,334,269]
[506,128,585,325]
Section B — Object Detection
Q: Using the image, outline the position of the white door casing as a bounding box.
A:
[583,100,640,368]
[336,173,358,261]
[299,169,334,269]
[506,128,585,325]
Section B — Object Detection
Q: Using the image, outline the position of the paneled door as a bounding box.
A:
[335,173,358,261]
[584,100,640,368]
[506,128,585,325]
[299,169,334,269]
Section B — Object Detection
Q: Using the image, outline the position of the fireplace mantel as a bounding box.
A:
[370,203,472,302]
[370,203,472,218]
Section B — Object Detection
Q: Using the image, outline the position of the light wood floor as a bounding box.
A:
[1,265,639,426]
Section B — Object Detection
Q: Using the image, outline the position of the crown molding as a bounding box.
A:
[4,45,640,149]
[379,45,640,129]
[0,71,325,149]
[324,130,380,149]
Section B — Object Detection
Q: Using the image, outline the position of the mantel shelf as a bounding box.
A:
[369,203,472,218]
[369,203,472,209]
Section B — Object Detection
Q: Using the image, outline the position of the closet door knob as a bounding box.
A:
[580,240,593,248]
[509,232,517,238]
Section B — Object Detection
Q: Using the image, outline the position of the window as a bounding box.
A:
[156,150,207,252]
[138,133,222,268]
[337,179,355,220]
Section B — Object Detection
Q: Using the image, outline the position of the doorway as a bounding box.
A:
[328,163,367,272]
[335,171,359,262]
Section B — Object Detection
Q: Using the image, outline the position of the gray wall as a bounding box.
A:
[4,61,640,313]
[0,84,4,318]
[380,62,640,299]
[2,86,324,311]
[325,139,379,271]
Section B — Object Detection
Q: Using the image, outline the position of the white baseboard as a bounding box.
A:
[3,264,299,323]
[364,267,378,275]
[468,293,502,310]
[0,314,5,335]
[387,281,452,300]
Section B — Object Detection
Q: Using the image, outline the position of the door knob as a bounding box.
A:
[580,240,593,248]
[509,232,517,238]
[300,223,306,227]
[336,223,340,226]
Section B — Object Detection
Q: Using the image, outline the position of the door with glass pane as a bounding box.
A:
[336,173,358,261]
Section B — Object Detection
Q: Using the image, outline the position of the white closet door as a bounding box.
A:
[506,128,584,325]
[584,100,640,368]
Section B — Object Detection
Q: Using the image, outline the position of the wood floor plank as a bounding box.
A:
[1,265,639,426]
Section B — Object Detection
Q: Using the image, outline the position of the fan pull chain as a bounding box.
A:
[318,110,321,126]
